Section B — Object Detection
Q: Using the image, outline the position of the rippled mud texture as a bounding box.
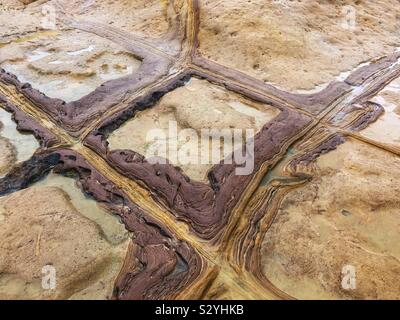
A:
[0,0,180,136]
[86,72,311,240]
[198,0,400,92]
[261,139,400,300]
[0,149,204,300]
[108,77,280,183]
[1,0,400,301]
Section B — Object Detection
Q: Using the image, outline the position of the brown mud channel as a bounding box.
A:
[0,0,399,300]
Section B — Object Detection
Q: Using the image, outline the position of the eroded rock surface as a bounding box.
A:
[69,0,172,38]
[0,108,39,176]
[0,178,129,299]
[1,0,400,301]
[0,135,15,176]
[0,1,43,41]
[0,29,141,102]
[360,76,400,147]
[108,78,280,182]
[199,0,400,91]
[262,139,400,300]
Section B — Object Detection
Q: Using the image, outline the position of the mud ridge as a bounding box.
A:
[0,148,204,300]
[84,71,312,241]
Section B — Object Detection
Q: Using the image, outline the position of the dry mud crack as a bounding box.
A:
[0,0,399,300]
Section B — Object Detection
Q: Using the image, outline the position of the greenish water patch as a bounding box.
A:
[35,172,128,245]
[0,108,39,163]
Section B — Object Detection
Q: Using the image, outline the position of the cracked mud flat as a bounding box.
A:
[0,0,400,300]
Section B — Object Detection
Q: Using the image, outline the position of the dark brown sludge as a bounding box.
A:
[0,0,399,300]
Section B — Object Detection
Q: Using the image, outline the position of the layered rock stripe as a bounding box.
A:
[0,0,399,299]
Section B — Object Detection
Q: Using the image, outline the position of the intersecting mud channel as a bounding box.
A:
[107,77,280,183]
[0,107,39,176]
[0,0,400,300]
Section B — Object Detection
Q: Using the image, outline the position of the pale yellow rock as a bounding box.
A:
[0,186,129,300]
[109,78,280,182]
[0,124,16,176]
[0,30,141,102]
[199,0,400,92]
[19,0,37,5]
[0,43,25,64]
[261,139,400,300]
[361,77,400,147]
